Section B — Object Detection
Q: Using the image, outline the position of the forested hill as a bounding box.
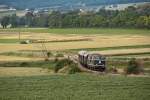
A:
[0,0,150,9]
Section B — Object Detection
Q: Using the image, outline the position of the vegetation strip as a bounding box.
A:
[0,28,150,35]
[68,44,150,51]
[0,39,22,43]
[0,38,91,44]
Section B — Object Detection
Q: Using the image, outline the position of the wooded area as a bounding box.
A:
[0,5,150,29]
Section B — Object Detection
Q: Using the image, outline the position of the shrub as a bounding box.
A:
[107,66,118,74]
[68,63,81,74]
[47,52,52,58]
[54,59,73,73]
[125,58,144,74]
[54,58,58,63]
[20,62,29,67]
[20,41,28,44]
[55,53,64,57]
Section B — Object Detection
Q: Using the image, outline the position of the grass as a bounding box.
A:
[0,52,39,58]
[0,61,55,69]
[0,39,90,44]
[0,39,24,44]
[0,28,150,35]
[67,44,150,52]
[0,74,150,100]
[0,39,21,43]
[106,59,150,69]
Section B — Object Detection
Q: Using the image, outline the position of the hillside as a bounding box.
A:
[0,0,149,9]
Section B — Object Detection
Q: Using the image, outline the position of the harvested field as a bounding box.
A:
[0,32,91,41]
[0,67,51,77]
[92,48,150,56]
[0,55,42,61]
[0,35,150,52]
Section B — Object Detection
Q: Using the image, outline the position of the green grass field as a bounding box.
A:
[0,74,150,100]
[0,28,150,35]
[0,39,21,43]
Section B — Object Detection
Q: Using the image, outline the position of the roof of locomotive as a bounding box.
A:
[78,51,88,56]
[78,51,104,57]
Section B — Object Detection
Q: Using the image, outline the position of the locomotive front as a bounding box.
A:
[87,53,106,71]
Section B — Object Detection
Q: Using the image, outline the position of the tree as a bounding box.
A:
[1,16,10,28]
[136,16,150,29]
[90,15,106,27]
[10,14,19,28]
[25,12,34,27]
[48,11,62,28]
[125,58,143,74]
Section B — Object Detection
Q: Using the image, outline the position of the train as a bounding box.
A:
[78,51,106,71]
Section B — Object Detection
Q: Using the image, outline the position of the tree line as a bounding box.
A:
[0,5,150,29]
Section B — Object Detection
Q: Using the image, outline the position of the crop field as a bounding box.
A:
[0,74,150,100]
[0,28,150,100]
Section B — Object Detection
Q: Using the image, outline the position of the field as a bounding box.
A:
[0,28,150,100]
[0,74,150,100]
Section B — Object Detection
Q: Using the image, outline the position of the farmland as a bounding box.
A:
[0,74,150,100]
[0,28,150,67]
[0,28,150,100]
[0,28,150,35]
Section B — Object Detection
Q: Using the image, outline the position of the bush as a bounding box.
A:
[54,58,58,63]
[20,41,28,44]
[125,58,144,74]
[20,62,29,67]
[46,52,52,58]
[54,59,73,73]
[53,58,81,74]
[107,66,118,74]
[68,63,81,74]
[55,53,64,57]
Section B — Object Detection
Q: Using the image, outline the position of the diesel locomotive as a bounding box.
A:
[78,51,106,71]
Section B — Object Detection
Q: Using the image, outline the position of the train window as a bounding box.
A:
[94,60,101,65]
[89,56,92,60]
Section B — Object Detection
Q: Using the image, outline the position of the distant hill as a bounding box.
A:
[0,0,149,9]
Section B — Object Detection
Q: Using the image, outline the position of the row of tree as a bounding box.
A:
[0,5,150,29]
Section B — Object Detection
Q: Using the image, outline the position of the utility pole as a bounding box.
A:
[18,28,21,43]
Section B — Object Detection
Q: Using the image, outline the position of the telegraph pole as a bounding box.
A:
[19,27,21,43]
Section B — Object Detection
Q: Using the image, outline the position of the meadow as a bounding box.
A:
[0,74,150,100]
[0,28,150,35]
